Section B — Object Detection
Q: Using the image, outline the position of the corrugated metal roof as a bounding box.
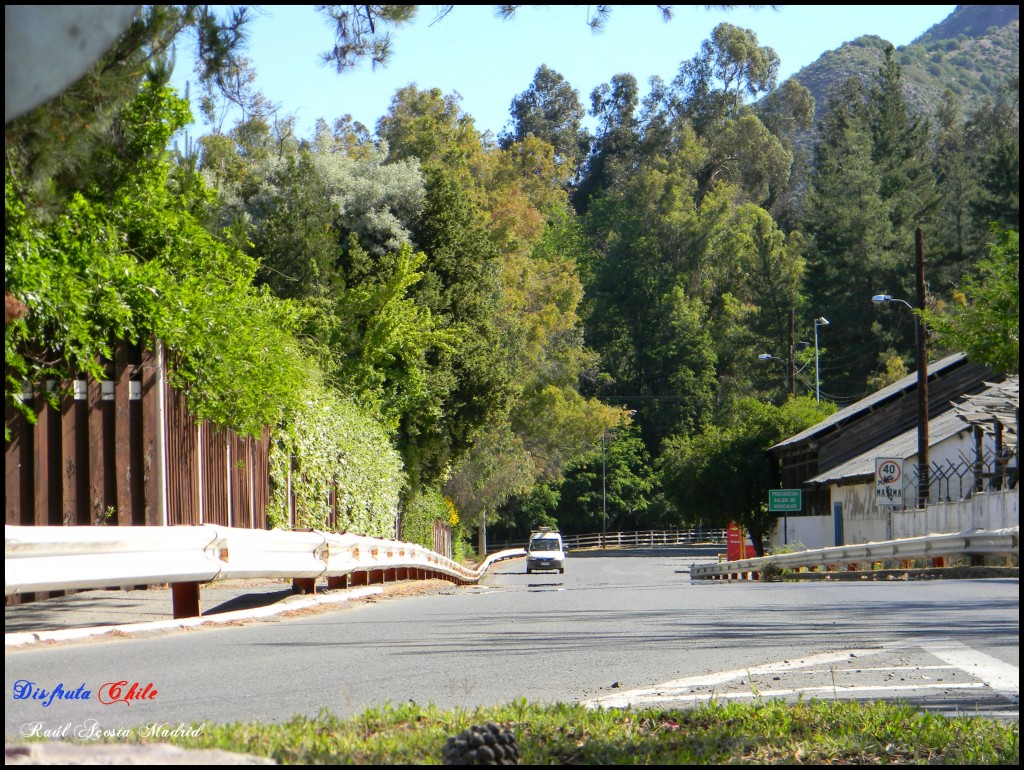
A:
[807,408,971,485]
[952,376,1018,449]
[771,353,967,452]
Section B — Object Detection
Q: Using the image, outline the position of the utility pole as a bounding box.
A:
[787,309,796,396]
[915,227,929,509]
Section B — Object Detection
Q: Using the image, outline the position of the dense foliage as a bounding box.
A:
[920,227,1019,376]
[5,6,1018,551]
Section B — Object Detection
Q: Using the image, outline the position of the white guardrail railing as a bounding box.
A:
[560,529,726,550]
[4,525,525,618]
[690,527,1019,581]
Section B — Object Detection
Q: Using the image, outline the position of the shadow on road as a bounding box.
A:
[566,546,724,559]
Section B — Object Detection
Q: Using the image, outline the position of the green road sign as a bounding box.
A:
[769,489,802,512]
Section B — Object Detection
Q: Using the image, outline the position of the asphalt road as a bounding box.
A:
[5,547,1019,742]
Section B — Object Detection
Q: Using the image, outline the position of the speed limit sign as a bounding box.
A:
[875,458,904,507]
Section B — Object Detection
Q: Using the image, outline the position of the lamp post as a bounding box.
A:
[872,228,929,508]
[813,317,829,403]
[601,429,607,548]
[757,353,799,397]
[602,410,637,547]
[757,354,785,400]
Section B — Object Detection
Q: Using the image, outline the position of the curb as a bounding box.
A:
[5,586,384,649]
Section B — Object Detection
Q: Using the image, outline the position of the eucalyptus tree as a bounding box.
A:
[500,64,590,177]
[670,21,781,137]
[574,73,644,213]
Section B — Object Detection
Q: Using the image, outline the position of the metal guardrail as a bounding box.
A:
[4,525,525,618]
[561,529,727,550]
[689,527,1019,581]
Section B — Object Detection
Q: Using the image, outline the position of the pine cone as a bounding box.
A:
[442,722,520,765]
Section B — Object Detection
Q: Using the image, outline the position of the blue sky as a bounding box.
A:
[171,5,958,140]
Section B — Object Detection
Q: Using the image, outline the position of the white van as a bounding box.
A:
[525,527,567,574]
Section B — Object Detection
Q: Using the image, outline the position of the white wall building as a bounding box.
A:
[770,377,1018,551]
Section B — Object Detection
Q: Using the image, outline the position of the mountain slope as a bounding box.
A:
[786,5,1018,124]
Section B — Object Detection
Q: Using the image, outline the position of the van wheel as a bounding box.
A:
[559,568,564,574]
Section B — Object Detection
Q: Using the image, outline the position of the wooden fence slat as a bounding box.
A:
[114,345,133,526]
[87,378,105,525]
[141,346,163,526]
[32,390,48,527]
[5,410,28,525]
[6,340,271,582]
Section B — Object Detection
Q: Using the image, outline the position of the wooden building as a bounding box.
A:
[768,353,992,521]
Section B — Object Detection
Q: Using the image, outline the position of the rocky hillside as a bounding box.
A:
[786,5,1019,124]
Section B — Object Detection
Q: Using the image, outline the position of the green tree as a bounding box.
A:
[967,89,1020,234]
[929,90,978,287]
[376,85,486,179]
[868,46,936,236]
[5,82,313,438]
[660,396,835,554]
[921,227,1019,375]
[6,5,254,213]
[802,78,902,398]
[213,119,342,301]
[500,65,590,177]
[544,422,658,535]
[574,73,644,213]
[403,165,516,489]
[670,21,780,136]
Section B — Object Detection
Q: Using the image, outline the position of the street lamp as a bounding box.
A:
[813,317,829,403]
[759,330,822,401]
[871,294,913,311]
[757,352,794,393]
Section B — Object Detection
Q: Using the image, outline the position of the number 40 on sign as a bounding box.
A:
[875,458,904,506]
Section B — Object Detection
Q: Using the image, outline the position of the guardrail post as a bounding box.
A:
[292,577,316,594]
[171,582,201,619]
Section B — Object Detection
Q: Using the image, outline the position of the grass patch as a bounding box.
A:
[108,698,1016,764]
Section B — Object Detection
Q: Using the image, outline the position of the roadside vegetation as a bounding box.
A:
[113,699,1019,764]
[6,5,1019,552]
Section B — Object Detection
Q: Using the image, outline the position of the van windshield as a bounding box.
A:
[531,538,560,552]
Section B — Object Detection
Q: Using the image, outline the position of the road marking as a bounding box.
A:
[582,641,1018,713]
[583,648,886,708]
[651,682,987,701]
[921,639,1019,703]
